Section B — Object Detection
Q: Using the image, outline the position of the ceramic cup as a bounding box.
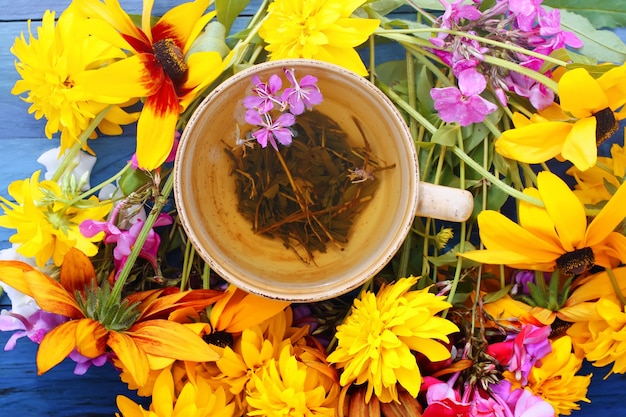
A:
[174,59,473,302]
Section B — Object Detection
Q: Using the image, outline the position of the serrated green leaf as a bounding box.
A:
[544,0,626,29]
[216,0,250,35]
[556,9,626,63]
[432,124,460,146]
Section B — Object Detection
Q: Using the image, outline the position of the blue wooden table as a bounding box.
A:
[1,1,626,415]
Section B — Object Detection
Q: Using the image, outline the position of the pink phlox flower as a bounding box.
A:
[536,8,583,53]
[508,0,543,31]
[69,349,111,375]
[243,74,283,114]
[431,67,497,126]
[281,68,323,115]
[491,380,555,417]
[246,110,296,150]
[505,70,555,110]
[506,324,552,385]
[434,0,482,44]
[0,309,68,350]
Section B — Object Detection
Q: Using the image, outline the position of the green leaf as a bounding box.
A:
[216,0,250,35]
[482,284,514,304]
[544,0,626,29]
[556,9,626,63]
[119,168,152,196]
[427,242,480,268]
[188,21,230,58]
[431,124,460,146]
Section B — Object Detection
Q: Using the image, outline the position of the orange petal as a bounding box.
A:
[25,269,84,319]
[137,289,225,322]
[135,81,180,170]
[75,318,109,358]
[60,247,97,294]
[108,331,150,387]
[37,320,79,375]
[221,294,289,334]
[128,319,220,362]
[0,260,36,297]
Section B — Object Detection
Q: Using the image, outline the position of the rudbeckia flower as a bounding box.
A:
[11,7,137,155]
[0,171,112,267]
[258,0,380,76]
[461,171,626,275]
[72,0,232,170]
[326,276,459,403]
[495,65,626,171]
[0,259,223,386]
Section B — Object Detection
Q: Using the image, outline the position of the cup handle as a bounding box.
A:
[416,182,474,222]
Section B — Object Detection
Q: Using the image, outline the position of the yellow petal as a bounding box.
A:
[73,0,148,47]
[560,117,598,171]
[518,188,560,248]
[559,68,608,116]
[495,121,571,164]
[76,54,162,99]
[135,82,180,170]
[586,181,626,246]
[153,0,212,49]
[475,210,562,259]
[37,320,79,375]
[179,50,225,110]
[537,171,586,252]
[313,44,369,76]
[108,330,151,387]
[128,319,220,362]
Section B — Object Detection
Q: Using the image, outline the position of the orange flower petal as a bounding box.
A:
[128,319,220,362]
[60,247,97,294]
[25,268,84,318]
[37,320,79,375]
[0,260,36,297]
[108,331,151,387]
[137,288,225,322]
[75,318,109,358]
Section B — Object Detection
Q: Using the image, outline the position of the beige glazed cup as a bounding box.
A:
[174,59,473,302]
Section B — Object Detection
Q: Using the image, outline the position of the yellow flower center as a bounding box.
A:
[556,247,594,275]
[153,38,187,80]
[593,107,619,145]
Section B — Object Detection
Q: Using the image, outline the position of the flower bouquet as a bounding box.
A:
[1,0,626,416]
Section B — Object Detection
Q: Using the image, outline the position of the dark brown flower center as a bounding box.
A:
[153,38,187,80]
[593,107,619,145]
[203,330,234,348]
[556,247,594,275]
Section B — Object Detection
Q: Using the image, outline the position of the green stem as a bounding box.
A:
[69,162,132,205]
[108,171,175,305]
[376,80,438,134]
[607,268,626,308]
[52,106,112,183]
[451,146,544,206]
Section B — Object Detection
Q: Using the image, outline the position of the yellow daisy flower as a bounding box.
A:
[246,344,339,417]
[326,276,459,403]
[0,171,112,267]
[116,368,236,417]
[11,7,137,154]
[461,171,626,275]
[525,335,591,416]
[72,0,232,170]
[495,65,626,171]
[567,143,626,205]
[258,0,380,76]
[566,297,626,377]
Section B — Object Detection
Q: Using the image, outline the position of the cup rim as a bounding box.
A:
[174,59,419,301]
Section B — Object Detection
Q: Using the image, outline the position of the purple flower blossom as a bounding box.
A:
[80,213,173,279]
[0,310,67,350]
[69,350,111,375]
[492,380,555,417]
[431,68,497,126]
[507,323,552,385]
[511,270,535,295]
[245,109,296,150]
[281,68,324,115]
[508,0,543,31]
[243,74,283,114]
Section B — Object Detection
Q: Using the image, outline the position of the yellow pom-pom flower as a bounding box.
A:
[327,276,459,403]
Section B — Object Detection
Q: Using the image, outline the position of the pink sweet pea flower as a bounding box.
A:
[423,376,471,417]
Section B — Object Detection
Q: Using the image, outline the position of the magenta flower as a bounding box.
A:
[431,68,497,126]
[422,376,471,417]
[509,0,544,31]
[245,110,296,150]
[281,68,323,115]
[69,349,111,375]
[243,74,283,114]
[492,380,555,417]
[0,309,67,350]
[80,213,173,279]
